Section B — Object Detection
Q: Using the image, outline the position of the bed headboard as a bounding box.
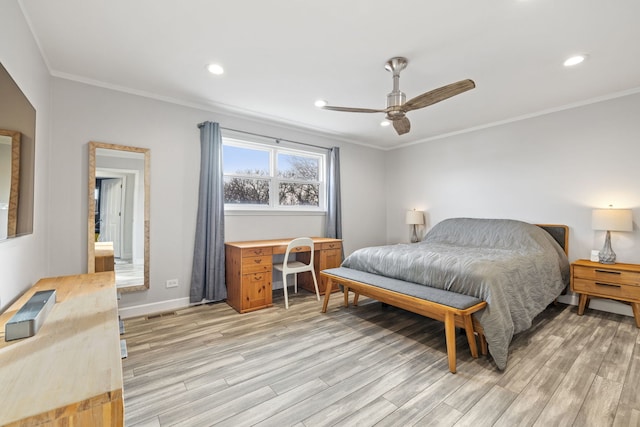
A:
[536,224,569,256]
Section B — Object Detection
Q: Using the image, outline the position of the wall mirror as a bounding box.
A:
[0,62,36,241]
[0,130,20,239]
[88,141,150,292]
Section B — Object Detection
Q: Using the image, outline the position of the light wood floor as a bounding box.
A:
[122,290,640,427]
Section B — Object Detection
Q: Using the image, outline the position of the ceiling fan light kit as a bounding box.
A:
[321,57,475,136]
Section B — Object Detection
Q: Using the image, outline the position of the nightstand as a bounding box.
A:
[570,259,640,328]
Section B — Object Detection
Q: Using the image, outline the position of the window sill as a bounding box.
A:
[224,209,327,217]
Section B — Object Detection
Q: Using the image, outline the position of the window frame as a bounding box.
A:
[222,136,326,213]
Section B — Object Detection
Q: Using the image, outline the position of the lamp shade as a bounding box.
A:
[592,209,633,232]
[405,210,424,225]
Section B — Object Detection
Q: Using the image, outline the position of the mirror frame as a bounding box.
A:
[0,129,20,238]
[88,141,150,292]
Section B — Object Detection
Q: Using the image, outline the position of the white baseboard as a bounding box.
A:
[118,297,191,319]
[117,291,635,321]
[557,293,634,318]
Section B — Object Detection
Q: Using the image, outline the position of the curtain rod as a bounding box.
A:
[197,122,330,151]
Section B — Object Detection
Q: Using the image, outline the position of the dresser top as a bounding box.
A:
[573,259,640,273]
[0,272,122,425]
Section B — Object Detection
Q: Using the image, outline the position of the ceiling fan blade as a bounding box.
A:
[322,105,386,113]
[393,117,411,135]
[403,79,475,111]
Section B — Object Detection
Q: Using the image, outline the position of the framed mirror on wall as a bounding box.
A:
[0,130,20,239]
[88,141,150,292]
[0,62,36,242]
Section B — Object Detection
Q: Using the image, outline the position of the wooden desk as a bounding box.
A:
[95,241,115,272]
[225,237,342,313]
[0,272,124,427]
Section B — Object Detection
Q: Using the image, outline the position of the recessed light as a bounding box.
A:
[207,63,224,75]
[564,54,587,67]
[380,120,391,127]
[314,99,327,108]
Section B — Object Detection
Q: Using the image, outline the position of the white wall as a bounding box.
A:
[48,78,387,316]
[0,1,52,311]
[385,92,640,315]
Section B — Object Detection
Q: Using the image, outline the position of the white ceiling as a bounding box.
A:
[18,0,640,149]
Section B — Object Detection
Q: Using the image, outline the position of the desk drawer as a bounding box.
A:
[322,242,342,250]
[242,273,272,309]
[242,247,273,257]
[573,278,640,301]
[573,266,640,286]
[242,256,272,274]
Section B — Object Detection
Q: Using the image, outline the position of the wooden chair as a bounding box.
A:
[273,237,320,309]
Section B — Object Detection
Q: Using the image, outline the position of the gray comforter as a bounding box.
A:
[341,218,570,370]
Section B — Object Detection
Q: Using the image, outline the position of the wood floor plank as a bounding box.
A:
[496,335,564,393]
[617,329,640,410]
[213,379,329,427]
[613,405,640,427]
[573,375,623,427]
[121,293,640,427]
[335,396,398,426]
[452,384,518,427]
[493,365,565,427]
[598,321,636,383]
[415,402,463,426]
[375,360,483,426]
[303,357,434,427]
[532,318,619,426]
[442,359,505,413]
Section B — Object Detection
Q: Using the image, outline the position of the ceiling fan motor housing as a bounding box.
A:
[386,91,406,118]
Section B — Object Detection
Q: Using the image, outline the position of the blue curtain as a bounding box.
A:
[190,121,226,302]
[325,147,342,245]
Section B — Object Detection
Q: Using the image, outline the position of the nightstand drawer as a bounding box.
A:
[573,265,640,286]
[572,278,640,302]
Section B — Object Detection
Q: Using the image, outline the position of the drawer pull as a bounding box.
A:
[252,250,263,255]
[254,259,263,264]
[295,247,303,251]
[254,275,263,280]
[595,282,621,288]
[595,270,621,275]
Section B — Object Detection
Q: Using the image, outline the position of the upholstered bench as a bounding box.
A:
[320,267,487,373]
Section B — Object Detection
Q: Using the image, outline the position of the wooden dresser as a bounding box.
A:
[225,237,342,313]
[571,259,640,327]
[0,272,124,426]
[95,241,115,272]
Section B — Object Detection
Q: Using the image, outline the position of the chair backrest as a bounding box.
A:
[283,237,315,268]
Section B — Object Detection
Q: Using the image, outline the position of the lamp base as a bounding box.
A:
[598,230,617,264]
[410,224,419,243]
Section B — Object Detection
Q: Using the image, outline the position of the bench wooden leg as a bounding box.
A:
[353,292,359,306]
[478,333,488,355]
[444,311,456,374]
[321,278,333,313]
[343,286,349,307]
[462,315,479,358]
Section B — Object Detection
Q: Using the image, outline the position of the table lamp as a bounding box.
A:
[406,210,424,243]
[592,208,633,264]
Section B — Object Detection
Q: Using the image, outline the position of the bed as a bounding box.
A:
[336,218,570,370]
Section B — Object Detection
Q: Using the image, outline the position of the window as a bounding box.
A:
[223,138,325,210]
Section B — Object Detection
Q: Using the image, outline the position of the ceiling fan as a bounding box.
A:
[321,57,475,136]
